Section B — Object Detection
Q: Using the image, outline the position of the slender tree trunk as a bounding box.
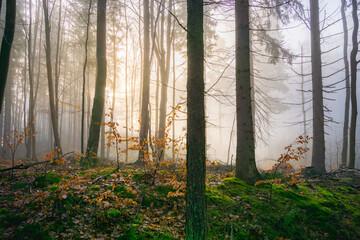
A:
[341,0,350,167]
[0,0,16,114]
[138,0,143,122]
[81,0,92,154]
[300,46,308,163]
[155,0,173,161]
[54,0,62,123]
[172,31,176,160]
[235,0,260,185]
[137,0,151,164]
[185,0,206,239]
[86,0,107,164]
[42,0,62,154]
[125,9,129,164]
[310,0,325,172]
[107,15,117,159]
[349,0,358,169]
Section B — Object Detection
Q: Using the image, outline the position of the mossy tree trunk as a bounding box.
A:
[185,0,206,239]
[235,0,260,185]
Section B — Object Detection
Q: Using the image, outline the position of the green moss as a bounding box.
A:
[14,222,51,240]
[110,185,134,198]
[89,186,100,191]
[107,209,121,219]
[206,186,235,206]
[12,182,27,190]
[50,184,60,192]
[221,177,253,196]
[155,185,174,197]
[34,172,61,188]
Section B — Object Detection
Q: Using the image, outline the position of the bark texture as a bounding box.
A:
[310,0,325,172]
[349,0,358,169]
[86,0,107,163]
[235,0,260,185]
[0,0,16,114]
[185,0,206,239]
[42,0,62,153]
[341,0,350,167]
[137,0,151,164]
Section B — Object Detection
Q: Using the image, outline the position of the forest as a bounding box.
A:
[0,0,359,239]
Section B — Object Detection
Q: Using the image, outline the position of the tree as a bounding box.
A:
[137,0,151,164]
[310,0,325,172]
[42,0,62,154]
[154,0,174,161]
[340,0,350,167]
[235,0,261,185]
[86,0,107,163]
[81,0,93,154]
[349,0,358,169]
[185,0,206,239]
[0,0,16,114]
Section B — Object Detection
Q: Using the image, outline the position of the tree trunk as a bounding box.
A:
[43,0,62,154]
[137,0,151,164]
[155,0,173,161]
[86,0,107,164]
[81,0,92,154]
[125,8,129,164]
[1,76,12,159]
[0,0,16,114]
[54,0,62,123]
[341,0,350,167]
[185,0,206,239]
[235,0,260,185]
[349,0,358,169]
[310,0,325,172]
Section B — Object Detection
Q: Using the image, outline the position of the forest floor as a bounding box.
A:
[0,157,359,240]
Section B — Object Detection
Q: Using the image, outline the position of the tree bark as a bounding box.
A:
[42,0,62,154]
[137,0,151,164]
[81,0,92,154]
[341,0,350,167]
[349,0,358,169]
[155,0,173,161]
[86,0,107,164]
[0,0,16,114]
[310,0,325,172]
[235,0,260,185]
[185,0,206,239]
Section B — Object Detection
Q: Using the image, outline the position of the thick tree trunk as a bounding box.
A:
[235,0,260,185]
[0,0,16,114]
[341,0,350,167]
[137,0,151,164]
[310,0,325,172]
[185,0,206,239]
[86,0,107,164]
[349,0,358,169]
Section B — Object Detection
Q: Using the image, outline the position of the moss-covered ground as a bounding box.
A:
[0,165,359,239]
